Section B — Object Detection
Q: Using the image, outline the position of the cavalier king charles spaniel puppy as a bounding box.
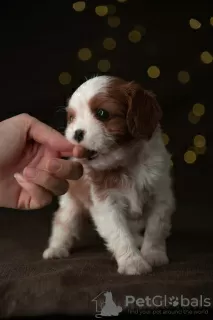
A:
[43,76,175,275]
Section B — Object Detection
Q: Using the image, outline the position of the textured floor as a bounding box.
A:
[0,202,212,317]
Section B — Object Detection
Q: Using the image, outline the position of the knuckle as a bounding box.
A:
[42,172,68,195]
[18,113,31,121]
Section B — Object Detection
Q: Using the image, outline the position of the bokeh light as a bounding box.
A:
[98,60,111,72]
[117,0,127,2]
[188,111,200,124]
[108,16,120,28]
[72,1,86,12]
[103,38,116,50]
[200,51,213,64]
[178,71,190,84]
[59,72,71,85]
[78,48,92,61]
[134,25,146,36]
[210,17,213,26]
[193,135,206,148]
[192,103,205,117]
[162,132,169,146]
[107,4,116,15]
[95,6,108,17]
[184,150,197,164]
[194,146,206,155]
[189,18,201,29]
[162,133,170,145]
[147,66,160,79]
[128,30,141,43]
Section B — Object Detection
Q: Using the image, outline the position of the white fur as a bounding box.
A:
[43,76,175,275]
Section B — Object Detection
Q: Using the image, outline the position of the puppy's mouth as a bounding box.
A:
[87,150,99,161]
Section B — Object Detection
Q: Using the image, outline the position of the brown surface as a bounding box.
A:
[0,202,213,317]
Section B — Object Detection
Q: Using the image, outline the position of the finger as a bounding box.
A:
[45,158,83,180]
[60,145,88,158]
[23,167,69,196]
[61,147,91,159]
[18,114,75,153]
[14,173,52,209]
[73,146,89,158]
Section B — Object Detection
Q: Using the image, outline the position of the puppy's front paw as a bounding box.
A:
[43,247,69,259]
[142,248,169,267]
[118,253,152,275]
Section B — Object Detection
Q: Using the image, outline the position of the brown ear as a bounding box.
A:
[126,82,162,140]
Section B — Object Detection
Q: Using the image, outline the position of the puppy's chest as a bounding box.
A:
[68,165,151,214]
[68,166,131,207]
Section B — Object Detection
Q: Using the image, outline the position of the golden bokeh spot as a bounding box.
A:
[103,38,116,50]
[192,103,205,117]
[210,17,213,26]
[59,72,71,85]
[170,159,173,167]
[194,146,206,155]
[184,150,196,164]
[108,16,120,28]
[98,60,111,72]
[188,111,200,124]
[178,71,190,84]
[162,133,170,145]
[128,30,141,43]
[189,18,201,30]
[117,0,127,2]
[107,4,116,15]
[72,1,86,12]
[193,135,206,148]
[147,66,160,79]
[200,51,213,64]
[134,25,146,36]
[78,48,92,61]
[95,5,108,17]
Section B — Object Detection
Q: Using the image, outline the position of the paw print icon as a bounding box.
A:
[168,296,179,307]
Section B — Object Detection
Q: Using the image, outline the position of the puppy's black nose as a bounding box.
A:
[73,129,85,142]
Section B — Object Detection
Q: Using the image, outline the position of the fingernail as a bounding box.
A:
[14,173,25,183]
[47,159,62,173]
[23,167,38,179]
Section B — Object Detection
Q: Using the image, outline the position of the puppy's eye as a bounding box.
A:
[68,115,73,122]
[95,109,110,121]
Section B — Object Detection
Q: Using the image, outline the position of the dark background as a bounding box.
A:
[0,0,212,227]
[0,1,213,316]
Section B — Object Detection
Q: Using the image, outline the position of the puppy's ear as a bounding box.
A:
[125,82,162,139]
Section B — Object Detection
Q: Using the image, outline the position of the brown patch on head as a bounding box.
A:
[125,82,162,140]
[88,78,132,144]
[88,77,162,142]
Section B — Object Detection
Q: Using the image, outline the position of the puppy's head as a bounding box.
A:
[65,76,162,161]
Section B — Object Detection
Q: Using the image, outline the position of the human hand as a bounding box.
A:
[0,114,85,210]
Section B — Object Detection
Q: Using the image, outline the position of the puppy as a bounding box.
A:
[43,76,175,275]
